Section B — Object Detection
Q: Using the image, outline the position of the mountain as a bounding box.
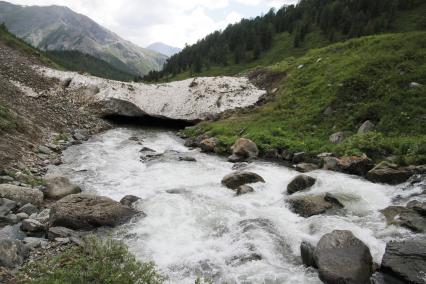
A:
[0,1,167,76]
[147,42,181,57]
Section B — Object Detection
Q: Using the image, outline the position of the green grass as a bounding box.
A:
[17,236,164,284]
[184,32,426,165]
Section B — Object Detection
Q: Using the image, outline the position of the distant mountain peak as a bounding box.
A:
[147,42,182,57]
[0,1,167,75]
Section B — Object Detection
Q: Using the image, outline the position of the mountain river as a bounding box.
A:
[47,127,423,284]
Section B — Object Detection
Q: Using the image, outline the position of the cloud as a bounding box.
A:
[6,0,297,48]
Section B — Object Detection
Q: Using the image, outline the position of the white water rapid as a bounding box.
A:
[48,128,421,284]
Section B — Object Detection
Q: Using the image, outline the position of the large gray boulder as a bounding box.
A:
[221,171,265,189]
[287,194,343,217]
[50,194,142,230]
[381,239,426,284]
[0,184,43,206]
[44,176,82,200]
[231,138,259,159]
[314,230,373,284]
[366,165,413,185]
[380,206,426,233]
[0,239,29,268]
[287,175,316,195]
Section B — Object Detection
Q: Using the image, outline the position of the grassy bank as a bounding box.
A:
[185,32,426,165]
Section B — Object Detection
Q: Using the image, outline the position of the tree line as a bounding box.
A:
[143,0,423,82]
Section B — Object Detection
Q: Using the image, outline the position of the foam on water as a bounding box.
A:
[48,128,416,284]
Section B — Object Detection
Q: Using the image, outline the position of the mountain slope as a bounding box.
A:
[147,42,181,57]
[0,1,167,75]
[185,32,426,165]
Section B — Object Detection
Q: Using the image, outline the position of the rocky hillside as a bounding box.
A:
[0,1,167,76]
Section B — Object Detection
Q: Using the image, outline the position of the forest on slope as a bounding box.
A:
[144,0,425,81]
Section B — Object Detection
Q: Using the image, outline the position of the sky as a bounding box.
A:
[7,0,298,48]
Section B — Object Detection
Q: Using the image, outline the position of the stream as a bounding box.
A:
[47,127,421,284]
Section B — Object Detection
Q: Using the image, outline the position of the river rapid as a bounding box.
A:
[48,127,422,284]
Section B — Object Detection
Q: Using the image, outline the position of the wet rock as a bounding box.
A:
[51,194,142,230]
[295,163,319,173]
[358,120,375,134]
[227,154,247,163]
[381,239,426,284]
[140,151,163,162]
[200,138,219,153]
[0,239,29,268]
[232,162,249,170]
[16,212,28,220]
[44,176,82,200]
[407,200,426,216]
[314,230,373,284]
[287,194,343,217]
[337,155,374,176]
[292,152,306,164]
[0,184,43,206]
[236,185,254,196]
[222,171,265,189]
[231,138,259,159]
[329,131,351,144]
[120,195,141,207]
[370,272,406,284]
[166,188,187,194]
[287,175,316,195]
[380,206,426,233]
[367,164,413,185]
[300,241,316,268]
[178,156,197,162]
[17,203,38,215]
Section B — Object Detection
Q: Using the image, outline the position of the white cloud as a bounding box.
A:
[6,0,297,48]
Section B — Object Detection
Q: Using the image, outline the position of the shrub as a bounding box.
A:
[18,236,164,284]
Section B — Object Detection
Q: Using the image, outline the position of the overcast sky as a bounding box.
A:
[7,0,298,48]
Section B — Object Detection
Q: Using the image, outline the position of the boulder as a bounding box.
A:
[20,219,46,234]
[300,241,316,268]
[17,203,39,215]
[44,176,82,200]
[358,120,375,134]
[329,132,351,144]
[221,171,265,189]
[407,200,426,216]
[381,239,426,284]
[23,237,48,249]
[380,206,426,233]
[236,185,254,196]
[178,155,197,162]
[337,155,374,176]
[0,239,29,268]
[287,175,317,195]
[314,230,373,284]
[227,154,247,163]
[295,163,319,173]
[287,194,343,217]
[366,165,413,185]
[50,194,142,230]
[200,138,219,153]
[292,152,306,164]
[0,198,17,216]
[232,162,249,171]
[0,184,43,206]
[16,213,28,220]
[120,195,141,207]
[231,138,259,159]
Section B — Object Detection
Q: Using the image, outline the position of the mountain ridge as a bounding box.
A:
[147,42,182,57]
[0,0,167,75]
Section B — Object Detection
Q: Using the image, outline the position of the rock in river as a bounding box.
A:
[222,171,265,189]
[44,176,82,200]
[314,230,373,284]
[51,194,142,230]
[287,175,316,195]
[287,194,343,217]
[380,238,426,284]
[231,138,259,160]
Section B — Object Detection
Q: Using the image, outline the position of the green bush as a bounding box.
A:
[18,236,164,284]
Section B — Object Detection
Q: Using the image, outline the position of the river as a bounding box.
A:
[47,127,420,284]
